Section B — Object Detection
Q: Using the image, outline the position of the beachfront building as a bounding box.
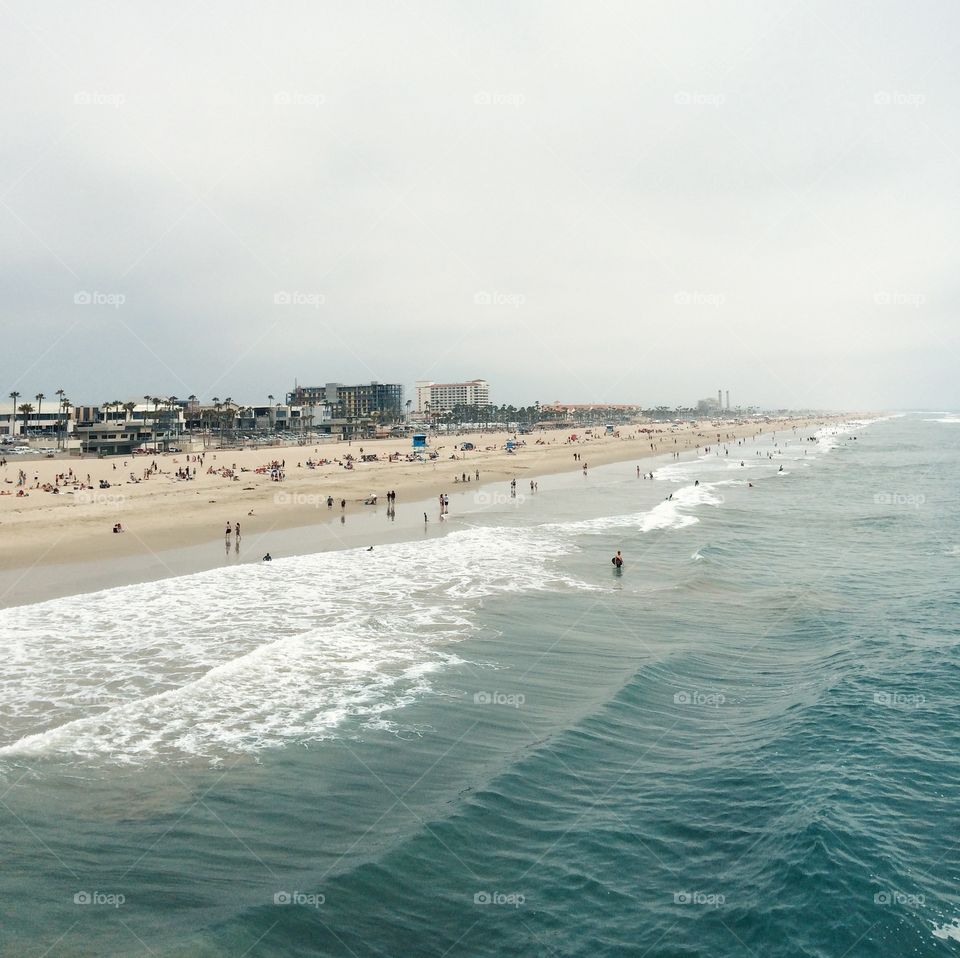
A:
[539,402,642,426]
[72,402,187,455]
[414,379,490,414]
[288,382,404,419]
[0,403,66,441]
[287,382,404,436]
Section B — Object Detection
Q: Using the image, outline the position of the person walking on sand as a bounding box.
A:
[225,522,232,539]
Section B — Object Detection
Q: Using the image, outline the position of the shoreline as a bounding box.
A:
[0,415,855,608]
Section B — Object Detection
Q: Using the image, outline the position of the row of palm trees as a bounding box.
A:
[8,389,73,446]
[5,390,320,449]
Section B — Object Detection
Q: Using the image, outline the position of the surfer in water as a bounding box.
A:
[611,550,623,570]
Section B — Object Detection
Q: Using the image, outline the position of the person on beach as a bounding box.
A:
[262,553,272,561]
[225,523,232,538]
[612,551,623,569]
[235,522,241,539]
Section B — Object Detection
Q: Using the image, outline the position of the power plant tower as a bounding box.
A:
[725,390,730,410]
[717,389,722,409]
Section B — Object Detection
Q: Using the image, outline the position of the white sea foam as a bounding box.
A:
[932,921,960,942]
[546,482,721,535]
[0,527,572,765]
[925,416,960,423]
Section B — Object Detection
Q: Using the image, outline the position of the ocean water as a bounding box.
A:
[2,414,959,956]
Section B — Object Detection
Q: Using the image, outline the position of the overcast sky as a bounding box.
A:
[1,1,957,410]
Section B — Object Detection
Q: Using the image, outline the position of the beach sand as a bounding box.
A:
[0,416,846,606]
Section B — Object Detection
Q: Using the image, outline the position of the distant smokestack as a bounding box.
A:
[718,389,722,408]
[725,390,730,410]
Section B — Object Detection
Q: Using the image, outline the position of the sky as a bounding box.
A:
[1,0,958,411]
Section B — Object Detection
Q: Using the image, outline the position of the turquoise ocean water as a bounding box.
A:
[2,414,959,956]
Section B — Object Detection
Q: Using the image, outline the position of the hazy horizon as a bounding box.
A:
[2,1,957,409]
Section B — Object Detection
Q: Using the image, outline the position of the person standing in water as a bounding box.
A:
[612,550,623,569]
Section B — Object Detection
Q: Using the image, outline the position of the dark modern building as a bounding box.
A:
[286,382,404,421]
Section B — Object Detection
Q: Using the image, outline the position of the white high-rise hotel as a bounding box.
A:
[415,380,490,413]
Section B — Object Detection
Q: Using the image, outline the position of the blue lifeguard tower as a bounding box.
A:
[412,433,427,449]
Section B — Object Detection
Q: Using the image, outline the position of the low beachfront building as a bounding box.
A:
[539,401,641,426]
[0,403,67,441]
[72,402,186,455]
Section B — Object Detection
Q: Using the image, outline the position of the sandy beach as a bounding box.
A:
[0,416,847,605]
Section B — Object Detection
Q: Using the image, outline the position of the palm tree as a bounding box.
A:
[55,388,65,447]
[167,396,179,441]
[8,391,20,437]
[59,396,71,448]
[212,400,224,446]
[35,393,45,436]
[18,403,34,437]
